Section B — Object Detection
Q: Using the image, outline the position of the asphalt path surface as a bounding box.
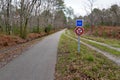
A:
[0,30,64,80]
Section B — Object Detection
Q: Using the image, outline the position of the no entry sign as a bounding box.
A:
[74,27,84,36]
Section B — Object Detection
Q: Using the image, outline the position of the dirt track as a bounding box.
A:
[64,33,120,66]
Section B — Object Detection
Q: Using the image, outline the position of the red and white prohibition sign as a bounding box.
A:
[74,27,84,36]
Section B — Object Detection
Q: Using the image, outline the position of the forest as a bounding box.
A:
[0,0,120,47]
[0,0,68,38]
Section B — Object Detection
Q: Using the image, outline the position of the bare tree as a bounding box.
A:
[18,0,41,38]
[110,4,120,26]
[84,0,96,33]
[0,0,12,34]
[0,0,67,37]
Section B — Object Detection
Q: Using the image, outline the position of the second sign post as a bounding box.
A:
[75,19,84,52]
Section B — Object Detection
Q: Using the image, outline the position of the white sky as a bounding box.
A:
[64,0,120,16]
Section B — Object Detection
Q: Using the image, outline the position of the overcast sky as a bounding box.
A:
[64,0,120,16]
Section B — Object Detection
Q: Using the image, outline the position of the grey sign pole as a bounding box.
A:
[76,19,83,53]
[78,36,80,52]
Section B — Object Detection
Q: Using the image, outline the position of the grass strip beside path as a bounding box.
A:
[81,38,120,57]
[82,36,120,48]
[66,29,120,56]
[55,34,120,80]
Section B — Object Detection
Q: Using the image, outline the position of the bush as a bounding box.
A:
[102,31,107,38]
[32,26,40,33]
[44,24,52,33]
[12,26,20,35]
[111,31,117,38]
[84,24,90,29]
[93,30,99,36]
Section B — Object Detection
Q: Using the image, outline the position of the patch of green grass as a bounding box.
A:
[65,29,75,38]
[81,39,120,56]
[55,34,120,80]
[85,55,94,62]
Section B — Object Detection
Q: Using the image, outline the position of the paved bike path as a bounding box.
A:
[0,30,64,80]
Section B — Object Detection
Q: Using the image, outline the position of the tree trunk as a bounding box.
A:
[6,0,11,35]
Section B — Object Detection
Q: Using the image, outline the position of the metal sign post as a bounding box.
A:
[75,19,84,53]
[78,36,80,52]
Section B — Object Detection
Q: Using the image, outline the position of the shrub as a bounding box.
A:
[111,31,117,38]
[93,30,99,36]
[102,31,107,38]
[84,24,90,29]
[12,26,20,35]
[44,24,52,33]
[32,26,40,33]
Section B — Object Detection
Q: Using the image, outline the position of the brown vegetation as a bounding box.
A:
[0,32,48,49]
[0,34,25,49]
[85,26,120,39]
[27,32,46,41]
